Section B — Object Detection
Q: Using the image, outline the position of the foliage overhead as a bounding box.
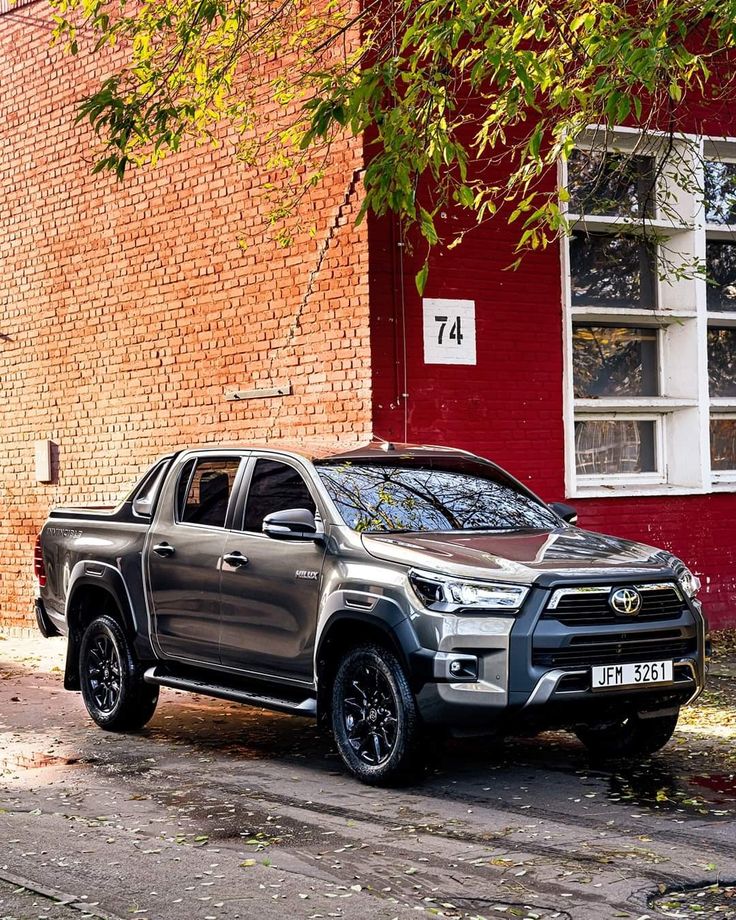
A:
[51,0,736,287]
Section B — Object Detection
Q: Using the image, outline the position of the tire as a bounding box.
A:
[331,642,423,786]
[79,614,159,731]
[575,709,679,760]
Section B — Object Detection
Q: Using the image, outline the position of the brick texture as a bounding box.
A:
[3,3,735,634]
[0,1,371,628]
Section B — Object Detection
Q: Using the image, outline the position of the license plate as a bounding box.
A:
[591,660,673,690]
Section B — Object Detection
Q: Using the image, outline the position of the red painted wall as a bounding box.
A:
[368,202,736,630]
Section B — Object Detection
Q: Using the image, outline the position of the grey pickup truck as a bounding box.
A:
[34,442,707,784]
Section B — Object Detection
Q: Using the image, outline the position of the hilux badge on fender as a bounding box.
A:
[609,587,642,616]
[295,570,319,580]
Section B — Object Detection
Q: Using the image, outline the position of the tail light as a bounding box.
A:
[33,535,47,588]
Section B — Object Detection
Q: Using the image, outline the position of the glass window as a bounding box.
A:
[708,327,736,397]
[710,418,736,470]
[574,420,657,476]
[243,460,316,533]
[706,241,736,312]
[179,458,240,528]
[573,325,658,398]
[568,150,656,218]
[316,459,560,533]
[570,233,656,309]
[705,161,736,225]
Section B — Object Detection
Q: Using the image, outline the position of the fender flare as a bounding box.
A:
[315,593,421,669]
[314,595,434,719]
[63,562,138,690]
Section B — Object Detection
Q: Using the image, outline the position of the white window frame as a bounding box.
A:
[572,413,666,488]
[562,126,736,497]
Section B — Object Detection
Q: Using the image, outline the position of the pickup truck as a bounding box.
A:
[34,442,707,785]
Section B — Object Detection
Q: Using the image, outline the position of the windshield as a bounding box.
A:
[315,458,560,533]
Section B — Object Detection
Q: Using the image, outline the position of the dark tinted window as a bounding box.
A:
[243,460,316,533]
[573,325,658,398]
[708,327,736,397]
[178,458,241,528]
[316,459,558,533]
[705,160,736,225]
[570,232,656,309]
[711,418,736,470]
[568,150,655,218]
[706,241,736,312]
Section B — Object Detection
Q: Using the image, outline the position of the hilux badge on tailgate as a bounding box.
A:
[609,587,642,616]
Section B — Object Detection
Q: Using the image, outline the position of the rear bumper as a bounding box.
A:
[34,599,62,638]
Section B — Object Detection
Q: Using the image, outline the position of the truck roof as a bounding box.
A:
[177,440,477,463]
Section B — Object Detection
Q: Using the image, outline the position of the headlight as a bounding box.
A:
[677,566,701,598]
[409,570,529,612]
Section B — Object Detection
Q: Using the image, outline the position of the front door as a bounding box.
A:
[148,455,243,664]
[219,457,326,682]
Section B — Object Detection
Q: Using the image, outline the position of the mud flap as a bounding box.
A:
[63,628,81,691]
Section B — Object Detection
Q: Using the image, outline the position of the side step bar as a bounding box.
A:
[143,667,317,717]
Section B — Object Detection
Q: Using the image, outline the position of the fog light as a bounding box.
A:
[450,660,462,675]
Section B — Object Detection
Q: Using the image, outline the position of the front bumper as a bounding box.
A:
[409,580,706,730]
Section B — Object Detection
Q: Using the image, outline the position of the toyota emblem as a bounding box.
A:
[609,587,642,616]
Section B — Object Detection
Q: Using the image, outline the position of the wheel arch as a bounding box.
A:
[315,608,421,721]
[64,565,137,690]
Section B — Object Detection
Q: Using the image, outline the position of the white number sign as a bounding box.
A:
[422,299,476,365]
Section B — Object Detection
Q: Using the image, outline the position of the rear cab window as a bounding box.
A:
[176,458,242,528]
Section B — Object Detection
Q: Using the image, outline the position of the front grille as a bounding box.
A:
[543,584,686,626]
[532,633,697,669]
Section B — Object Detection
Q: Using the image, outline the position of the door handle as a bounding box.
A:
[152,542,176,558]
[223,551,248,568]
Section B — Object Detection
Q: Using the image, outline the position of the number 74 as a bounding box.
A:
[435,315,464,345]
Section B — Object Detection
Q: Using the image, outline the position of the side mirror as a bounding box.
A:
[549,501,578,525]
[132,495,153,518]
[263,508,323,541]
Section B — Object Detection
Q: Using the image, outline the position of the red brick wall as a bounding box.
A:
[0,1,371,629]
[369,206,736,630]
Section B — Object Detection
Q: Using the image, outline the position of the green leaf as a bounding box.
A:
[415,262,429,296]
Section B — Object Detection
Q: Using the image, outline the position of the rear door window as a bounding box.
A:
[177,458,241,528]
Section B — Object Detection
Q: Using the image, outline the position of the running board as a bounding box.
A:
[143,667,317,717]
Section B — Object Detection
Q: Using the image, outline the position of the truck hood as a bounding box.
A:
[360,527,678,585]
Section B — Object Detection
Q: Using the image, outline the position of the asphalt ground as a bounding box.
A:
[1,633,735,920]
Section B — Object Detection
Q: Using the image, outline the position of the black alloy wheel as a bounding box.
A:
[79,614,159,731]
[331,643,423,785]
[86,630,122,713]
[343,659,399,766]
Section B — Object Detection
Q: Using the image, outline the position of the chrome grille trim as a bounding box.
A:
[547,581,682,610]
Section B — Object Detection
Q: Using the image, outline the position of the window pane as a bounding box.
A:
[568,150,655,217]
[573,325,658,398]
[706,240,736,312]
[180,459,240,528]
[570,233,656,308]
[243,460,315,532]
[711,419,736,470]
[705,161,736,225]
[316,460,559,532]
[708,327,736,397]
[575,420,657,475]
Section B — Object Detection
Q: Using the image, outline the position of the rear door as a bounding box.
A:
[147,453,245,664]
[219,456,326,682]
